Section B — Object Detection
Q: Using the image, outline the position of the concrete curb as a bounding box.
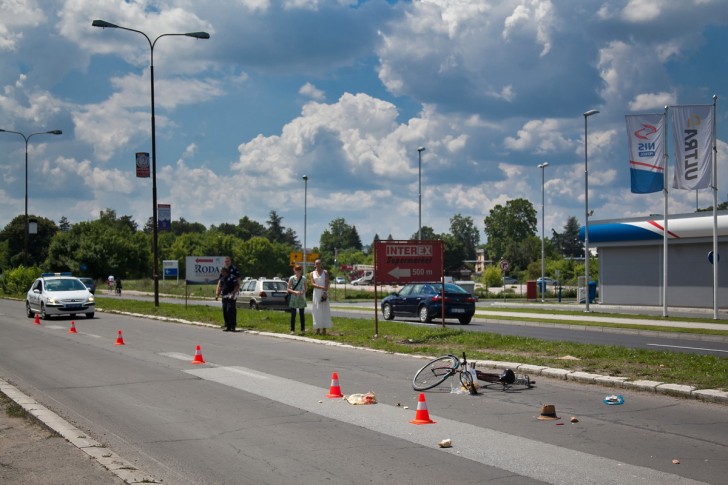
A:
[0,378,160,484]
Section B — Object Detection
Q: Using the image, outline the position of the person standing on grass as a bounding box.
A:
[287,265,307,335]
[309,259,332,335]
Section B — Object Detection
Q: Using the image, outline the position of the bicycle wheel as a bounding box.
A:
[459,369,474,390]
[413,355,459,391]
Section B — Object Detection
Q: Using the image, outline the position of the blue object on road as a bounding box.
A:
[603,394,624,405]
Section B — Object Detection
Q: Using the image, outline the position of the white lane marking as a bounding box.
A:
[159,352,195,361]
[647,343,728,353]
[183,365,708,485]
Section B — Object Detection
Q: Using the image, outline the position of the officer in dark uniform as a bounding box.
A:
[223,256,241,279]
[216,266,240,332]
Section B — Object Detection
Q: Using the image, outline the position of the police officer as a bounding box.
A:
[216,266,240,332]
[223,256,241,279]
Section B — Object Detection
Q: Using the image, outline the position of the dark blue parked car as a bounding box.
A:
[78,277,97,294]
[380,282,476,325]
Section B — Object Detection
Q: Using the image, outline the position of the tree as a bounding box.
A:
[172,217,207,235]
[266,211,286,243]
[238,237,290,277]
[58,216,71,232]
[409,226,437,241]
[237,216,266,240]
[99,209,138,233]
[551,216,583,258]
[45,219,149,278]
[265,211,299,246]
[319,218,363,263]
[483,199,537,271]
[0,215,58,268]
[449,213,480,260]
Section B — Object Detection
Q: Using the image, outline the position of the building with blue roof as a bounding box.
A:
[583,211,727,308]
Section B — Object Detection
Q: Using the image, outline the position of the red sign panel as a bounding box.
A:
[374,240,443,284]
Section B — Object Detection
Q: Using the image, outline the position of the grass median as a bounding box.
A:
[96,296,728,391]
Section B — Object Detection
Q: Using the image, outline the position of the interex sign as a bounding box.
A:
[185,256,227,284]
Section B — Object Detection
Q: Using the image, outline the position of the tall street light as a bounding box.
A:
[537,162,549,303]
[417,147,426,240]
[92,20,209,306]
[0,128,62,266]
[302,175,308,276]
[583,109,599,312]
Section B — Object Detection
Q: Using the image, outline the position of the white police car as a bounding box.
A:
[26,273,95,320]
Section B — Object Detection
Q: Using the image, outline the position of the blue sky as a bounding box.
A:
[1,0,727,250]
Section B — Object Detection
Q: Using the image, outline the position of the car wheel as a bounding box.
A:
[382,303,394,320]
[419,305,432,323]
[26,301,34,318]
[86,312,94,319]
[40,303,49,320]
[458,315,472,325]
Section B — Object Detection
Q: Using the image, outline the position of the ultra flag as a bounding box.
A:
[671,105,713,190]
[625,113,665,193]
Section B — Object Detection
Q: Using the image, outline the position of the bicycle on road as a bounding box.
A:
[412,352,534,394]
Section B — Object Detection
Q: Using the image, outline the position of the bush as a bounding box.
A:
[0,266,42,296]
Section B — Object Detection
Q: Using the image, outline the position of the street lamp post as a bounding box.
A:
[583,109,599,312]
[417,147,426,240]
[0,128,62,266]
[302,175,308,276]
[92,20,209,306]
[537,162,549,302]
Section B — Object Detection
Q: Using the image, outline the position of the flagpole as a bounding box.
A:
[712,95,718,320]
[662,105,669,318]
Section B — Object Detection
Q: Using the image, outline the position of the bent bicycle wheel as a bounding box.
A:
[412,355,459,391]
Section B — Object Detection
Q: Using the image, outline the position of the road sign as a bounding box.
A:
[289,251,319,266]
[500,259,509,272]
[374,240,443,284]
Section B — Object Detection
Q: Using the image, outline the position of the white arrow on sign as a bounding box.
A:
[388,267,411,279]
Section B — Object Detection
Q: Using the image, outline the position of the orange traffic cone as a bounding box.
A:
[410,393,436,425]
[69,321,77,334]
[114,330,125,346]
[326,372,344,398]
[192,345,206,364]
[33,314,40,325]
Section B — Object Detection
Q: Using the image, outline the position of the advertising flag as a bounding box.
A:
[625,114,665,193]
[671,105,713,190]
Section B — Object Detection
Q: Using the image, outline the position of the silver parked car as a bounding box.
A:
[238,277,290,310]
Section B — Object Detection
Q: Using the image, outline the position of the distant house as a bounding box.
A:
[584,211,728,309]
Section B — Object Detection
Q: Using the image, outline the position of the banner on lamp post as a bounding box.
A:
[136,152,150,178]
[158,204,171,231]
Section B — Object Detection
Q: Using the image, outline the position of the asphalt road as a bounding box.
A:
[1,298,727,484]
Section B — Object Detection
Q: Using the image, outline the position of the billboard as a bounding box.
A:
[374,240,443,284]
[185,256,228,284]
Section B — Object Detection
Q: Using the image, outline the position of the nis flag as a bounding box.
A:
[625,114,665,193]
[671,105,713,190]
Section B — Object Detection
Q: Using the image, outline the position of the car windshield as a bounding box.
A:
[263,281,287,291]
[45,279,86,292]
[429,283,469,294]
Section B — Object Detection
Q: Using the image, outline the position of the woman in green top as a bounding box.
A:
[287,265,307,334]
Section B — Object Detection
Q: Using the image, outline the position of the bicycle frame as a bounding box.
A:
[412,352,534,393]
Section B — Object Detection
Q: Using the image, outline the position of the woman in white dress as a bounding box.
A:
[309,259,333,335]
